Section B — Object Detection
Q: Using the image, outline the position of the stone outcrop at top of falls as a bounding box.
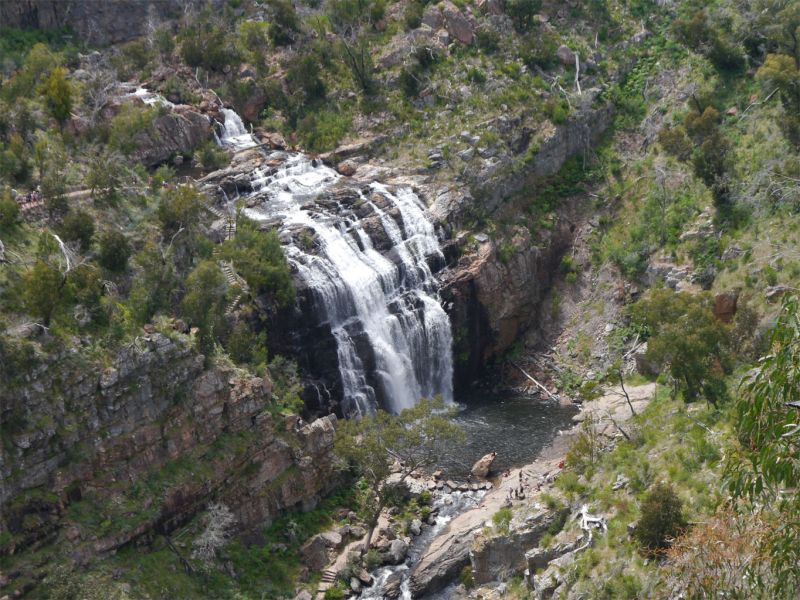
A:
[201,148,454,417]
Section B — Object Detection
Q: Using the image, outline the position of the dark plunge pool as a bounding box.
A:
[437,390,579,478]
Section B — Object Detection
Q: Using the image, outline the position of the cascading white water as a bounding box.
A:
[215,108,453,415]
[219,107,257,150]
[241,154,454,416]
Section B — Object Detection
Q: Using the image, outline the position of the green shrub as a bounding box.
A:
[405,0,425,29]
[194,141,229,172]
[98,231,132,272]
[476,27,501,53]
[467,67,486,84]
[108,104,156,155]
[629,289,730,404]
[22,259,64,325]
[59,210,95,252]
[287,54,327,104]
[268,0,300,46]
[226,321,268,366]
[39,66,72,125]
[218,216,294,307]
[634,482,686,555]
[297,110,350,153]
[506,0,541,32]
[459,565,475,589]
[0,188,20,230]
[521,30,558,71]
[492,507,513,533]
[157,185,204,235]
[180,17,239,72]
[399,68,420,98]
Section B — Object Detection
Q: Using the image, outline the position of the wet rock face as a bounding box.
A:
[442,223,572,388]
[1,333,337,560]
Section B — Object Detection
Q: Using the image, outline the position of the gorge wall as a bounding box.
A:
[0,0,222,46]
[0,330,337,568]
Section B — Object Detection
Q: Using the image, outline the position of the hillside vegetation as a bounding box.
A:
[1,0,800,598]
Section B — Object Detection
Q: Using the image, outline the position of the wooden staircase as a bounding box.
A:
[218,260,249,315]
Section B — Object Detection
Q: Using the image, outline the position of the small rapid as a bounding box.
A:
[359,488,486,600]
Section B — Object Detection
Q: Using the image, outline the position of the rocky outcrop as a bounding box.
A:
[0,0,222,46]
[442,224,573,384]
[442,1,475,44]
[470,508,560,584]
[467,96,615,216]
[1,332,337,574]
[130,105,213,167]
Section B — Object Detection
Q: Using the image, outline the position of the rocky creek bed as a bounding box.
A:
[319,385,655,600]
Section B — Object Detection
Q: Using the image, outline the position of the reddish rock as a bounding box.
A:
[442,1,474,44]
[337,160,358,176]
[713,291,738,322]
[557,44,577,66]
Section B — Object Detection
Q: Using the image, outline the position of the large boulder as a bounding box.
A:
[130,106,212,167]
[442,1,474,44]
[387,538,409,564]
[471,451,497,479]
[299,533,338,570]
[713,291,738,323]
[557,45,577,66]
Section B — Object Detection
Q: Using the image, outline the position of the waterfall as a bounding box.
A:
[219,107,257,150]
[242,154,454,416]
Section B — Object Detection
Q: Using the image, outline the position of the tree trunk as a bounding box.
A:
[362,496,386,554]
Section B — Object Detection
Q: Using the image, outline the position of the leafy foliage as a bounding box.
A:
[634,482,686,555]
[630,289,730,404]
[98,231,132,273]
[218,216,294,308]
[728,295,800,594]
[334,397,464,548]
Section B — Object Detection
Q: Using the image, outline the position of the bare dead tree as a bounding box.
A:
[191,502,236,564]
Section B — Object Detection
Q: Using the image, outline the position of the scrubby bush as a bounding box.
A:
[59,210,95,252]
[635,482,686,555]
[98,231,132,272]
[226,320,267,366]
[630,289,730,404]
[267,0,300,47]
[657,126,692,161]
[475,27,501,53]
[194,142,229,172]
[218,216,294,307]
[157,185,204,235]
[521,31,559,71]
[506,0,541,33]
[492,507,513,533]
[22,260,63,325]
[0,188,20,230]
[459,566,475,589]
[181,260,227,358]
[297,110,350,153]
[108,104,156,155]
[180,17,239,72]
[404,0,425,29]
[39,66,72,125]
[287,54,327,104]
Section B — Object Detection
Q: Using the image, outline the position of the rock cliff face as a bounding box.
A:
[131,105,214,167]
[438,102,614,384]
[0,332,337,568]
[0,0,221,46]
